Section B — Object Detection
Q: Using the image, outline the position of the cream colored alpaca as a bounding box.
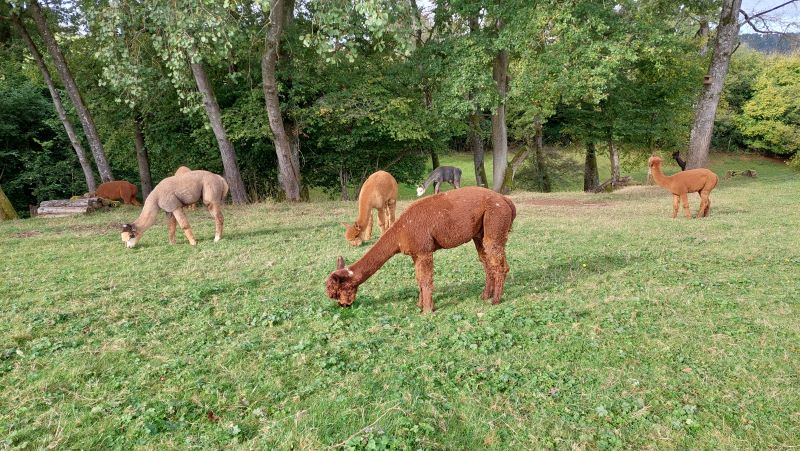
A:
[344,171,398,246]
[648,156,718,219]
[121,170,228,248]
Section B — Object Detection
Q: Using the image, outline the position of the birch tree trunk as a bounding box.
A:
[686,0,742,169]
[262,0,303,201]
[28,0,113,182]
[469,113,488,188]
[584,142,599,192]
[491,39,509,192]
[133,115,152,200]
[608,134,620,184]
[190,61,248,204]
[11,14,97,194]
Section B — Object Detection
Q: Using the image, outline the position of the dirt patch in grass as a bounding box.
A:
[12,231,42,238]
[521,198,610,208]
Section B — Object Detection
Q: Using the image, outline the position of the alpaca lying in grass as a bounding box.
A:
[120,170,228,248]
[95,181,140,206]
[327,186,516,313]
[417,166,462,196]
[648,156,718,219]
[344,171,398,246]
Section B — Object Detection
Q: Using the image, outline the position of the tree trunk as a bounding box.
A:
[491,35,509,192]
[500,146,531,193]
[190,61,248,204]
[262,0,303,201]
[608,134,620,184]
[430,150,440,169]
[686,0,742,169]
[11,14,97,194]
[584,142,599,192]
[534,120,551,192]
[28,0,113,183]
[469,112,488,188]
[0,186,18,220]
[133,114,153,200]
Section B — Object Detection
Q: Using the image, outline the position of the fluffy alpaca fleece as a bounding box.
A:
[327,186,516,313]
[648,156,718,219]
[174,166,198,210]
[344,171,398,246]
[120,170,228,248]
[95,181,140,206]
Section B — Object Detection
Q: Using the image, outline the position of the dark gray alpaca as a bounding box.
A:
[416,166,462,197]
[672,151,687,171]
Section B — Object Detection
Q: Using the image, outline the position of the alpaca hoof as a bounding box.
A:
[480,291,492,301]
[214,236,221,242]
[190,241,197,246]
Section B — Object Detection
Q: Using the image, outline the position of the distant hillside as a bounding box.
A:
[740,33,800,54]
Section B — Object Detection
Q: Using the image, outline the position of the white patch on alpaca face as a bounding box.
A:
[126,238,136,248]
[347,269,354,276]
[416,186,424,197]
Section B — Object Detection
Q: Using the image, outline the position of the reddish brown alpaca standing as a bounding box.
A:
[648,156,718,219]
[95,181,140,206]
[344,171,398,246]
[327,186,516,313]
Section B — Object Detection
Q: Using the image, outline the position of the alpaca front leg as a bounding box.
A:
[672,194,679,219]
[486,242,509,305]
[413,253,435,313]
[377,205,388,234]
[167,212,178,244]
[172,208,197,245]
[363,213,374,242]
[680,193,691,219]
[387,199,396,225]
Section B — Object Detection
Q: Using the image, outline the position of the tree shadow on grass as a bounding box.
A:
[365,253,638,312]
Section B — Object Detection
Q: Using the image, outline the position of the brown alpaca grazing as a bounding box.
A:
[327,186,516,313]
[344,171,398,246]
[95,181,140,206]
[120,170,228,248]
[648,156,718,219]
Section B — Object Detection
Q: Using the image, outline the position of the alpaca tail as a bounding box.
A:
[504,196,517,223]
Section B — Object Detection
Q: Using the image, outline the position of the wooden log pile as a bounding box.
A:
[36,197,112,218]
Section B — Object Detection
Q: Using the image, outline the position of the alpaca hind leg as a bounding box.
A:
[483,204,513,305]
[473,236,494,300]
[434,181,441,194]
[704,196,711,217]
[172,208,197,245]
[166,212,177,244]
[413,253,435,313]
[696,193,706,218]
[208,203,224,241]
[680,193,691,219]
[672,194,679,219]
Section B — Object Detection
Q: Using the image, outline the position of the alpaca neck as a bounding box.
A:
[421,169,439,190]
[133,194,160,231]
[354,192,373,228]
[349,226,401,285]
[650,163,672,189]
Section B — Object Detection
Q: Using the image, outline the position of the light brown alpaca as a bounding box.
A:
[327,186,516,313]
[175,166,197,210]
[344,171,398,246]
[648,156,718,219]
[120,170,228,248]
[95,180,140,206]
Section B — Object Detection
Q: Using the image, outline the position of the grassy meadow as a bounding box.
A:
[1,152,799,449]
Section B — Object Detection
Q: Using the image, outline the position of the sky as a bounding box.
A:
[739,0,800,33]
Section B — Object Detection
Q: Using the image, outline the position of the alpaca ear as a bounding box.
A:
[336,256,345,270]
[341,222,349,228]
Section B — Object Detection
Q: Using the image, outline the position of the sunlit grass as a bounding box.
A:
[1,153,798,449]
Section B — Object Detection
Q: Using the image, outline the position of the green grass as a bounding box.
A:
[1,153,799,449]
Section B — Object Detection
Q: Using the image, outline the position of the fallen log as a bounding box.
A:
[36,197,109,217]
[592,176,633,193]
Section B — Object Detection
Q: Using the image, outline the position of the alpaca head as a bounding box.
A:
[671,151,680,158]
[416,186,425,197]
[648,156,662,168]
[343,223,363,246]
[120,223,140,248]
[326,256,359,307]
